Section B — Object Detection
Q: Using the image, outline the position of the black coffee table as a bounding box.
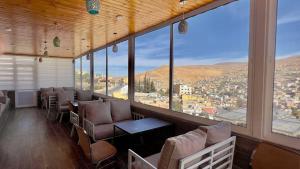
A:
[113,118,172,143]
[68,101,78,113]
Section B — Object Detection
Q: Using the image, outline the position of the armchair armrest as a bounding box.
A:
[132,112,145,120]
[0,96,7,104]
[83,118,95,141]
[128,149,157,169]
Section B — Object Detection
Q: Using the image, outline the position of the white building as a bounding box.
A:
[174,84,192,95]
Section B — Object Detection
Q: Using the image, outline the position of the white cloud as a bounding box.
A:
[277,51,300,59]
[277,12,300,25]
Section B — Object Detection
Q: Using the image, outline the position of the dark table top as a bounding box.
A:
[114,118,172,135]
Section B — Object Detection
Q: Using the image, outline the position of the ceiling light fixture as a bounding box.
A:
[179,0,188,5]
[112,33,118,53]
[5,28,12,32]
[86,0,100,15]
[178,0,188,34]
[116,15,123,21]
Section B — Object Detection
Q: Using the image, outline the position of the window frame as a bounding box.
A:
[93,47,108,95]
[92,38,129,98]
[133,25,171,108]
[81,55,92,90]
[107,40,129,99]
[262,0,300,149]
[132,0,253,136]
[74,57,82,90]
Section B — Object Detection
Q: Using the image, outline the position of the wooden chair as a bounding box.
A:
[75,125,117,169]
[252,142,300,169]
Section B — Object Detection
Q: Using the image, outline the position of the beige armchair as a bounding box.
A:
[56,90,74,123]
[128,122,236,169]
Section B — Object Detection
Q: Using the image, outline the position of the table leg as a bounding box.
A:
[139,135,144,145]
[113,125,116,144]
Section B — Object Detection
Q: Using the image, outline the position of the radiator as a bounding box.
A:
[15,90,38,108]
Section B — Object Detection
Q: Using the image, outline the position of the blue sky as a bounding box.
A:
[276,0,300,58]
[83,0,300,76]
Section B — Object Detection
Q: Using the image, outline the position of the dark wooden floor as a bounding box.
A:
[0,108,108,169]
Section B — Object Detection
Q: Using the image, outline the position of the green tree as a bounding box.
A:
[143,74,147,92]
[150,81,156,92]
[172,100,183,112]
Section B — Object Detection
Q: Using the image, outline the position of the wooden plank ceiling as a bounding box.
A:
[0,0,215,58]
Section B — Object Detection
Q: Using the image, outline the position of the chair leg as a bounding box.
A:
[47,110,51,119]
[59,112,64,123]
[70,125,75,137]
[56,111,60,120]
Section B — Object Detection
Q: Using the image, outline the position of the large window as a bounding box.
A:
[81,55,91,90]
[172,0,250,127]
[107,41,128,99]
[75,58,81,89]
[273,0,300,138]
[94,49,107,94]
[134,27,170,109]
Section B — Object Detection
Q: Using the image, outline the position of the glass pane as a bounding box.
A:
[75,58,81,89]
[94,49,106,94]
[135,27,170,109]
[273,0,300,138]
[172,0,250,127]
[81,55,90,90]
[107,41,128,99]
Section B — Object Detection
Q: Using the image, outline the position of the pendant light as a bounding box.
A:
[178,0,188,34]
[86,0,100,15]
[43,41,48,57]
[34,42,42,62]
[53,22,60,47]
[86,53,91,60]
[112,32,118,53]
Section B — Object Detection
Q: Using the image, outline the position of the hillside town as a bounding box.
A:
[91,57,300,138]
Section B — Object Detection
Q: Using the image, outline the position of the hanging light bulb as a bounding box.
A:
[178,19,188,34]
[86,53,90,60]
[43,50,48,57]
[53,36,60,47]
[86,0,100,15]
[178,0,188,34]
[53,22,60,47]
[112,32,118,53]
[112,44,118,53]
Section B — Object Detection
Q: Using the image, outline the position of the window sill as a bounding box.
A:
[131,101,251,136]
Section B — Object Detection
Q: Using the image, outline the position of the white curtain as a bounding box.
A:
[0,55,74,90]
